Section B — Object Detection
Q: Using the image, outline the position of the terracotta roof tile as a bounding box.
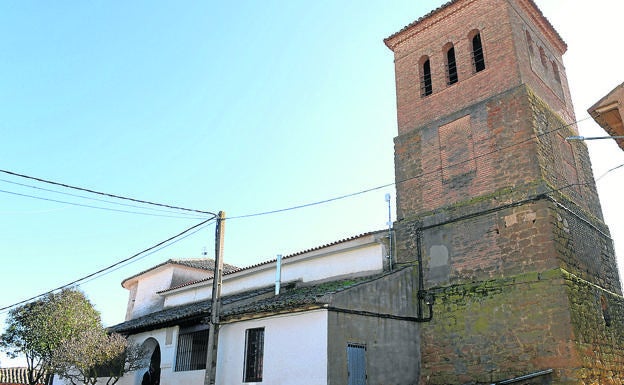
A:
[110,275,380,334]
[160,230,385,293]
[121,258,240,287]
[384,0,565,53]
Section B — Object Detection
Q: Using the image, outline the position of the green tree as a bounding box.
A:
[0,288,101,385]
[54,329,146,385]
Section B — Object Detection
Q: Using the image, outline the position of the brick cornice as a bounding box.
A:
[514,0,567,54]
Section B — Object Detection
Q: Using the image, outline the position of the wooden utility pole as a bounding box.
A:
[204,211,225,385]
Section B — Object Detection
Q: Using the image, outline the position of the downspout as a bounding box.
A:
[416,229,434,322]
[275,254,282,295]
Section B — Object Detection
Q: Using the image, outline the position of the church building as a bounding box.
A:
[385,0,624,383]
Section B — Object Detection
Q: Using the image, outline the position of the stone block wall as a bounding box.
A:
[420,269,578,384]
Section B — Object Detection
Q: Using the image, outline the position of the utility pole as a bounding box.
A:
[204,211,225,385]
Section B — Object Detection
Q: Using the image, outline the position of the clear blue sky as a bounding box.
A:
[1,0,623,366]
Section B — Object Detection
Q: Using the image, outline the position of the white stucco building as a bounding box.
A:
[73,230,424,385]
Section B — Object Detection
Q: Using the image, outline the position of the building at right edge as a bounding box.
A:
[384,0,624,384]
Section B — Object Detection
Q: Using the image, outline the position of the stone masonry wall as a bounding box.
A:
[420,269,579,384]
[565,271,624,385]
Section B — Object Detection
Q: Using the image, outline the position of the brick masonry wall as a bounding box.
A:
[387,0,573,137]
[395,85,544,220]
[389,0,519,134]
[507,0,575,124]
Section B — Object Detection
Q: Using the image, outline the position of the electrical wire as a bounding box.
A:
[228,182,394,220]
[0,188,209,219]
[78,220,216,287]
[0,178,205,217]
[0,218,216,313]
[0,115,606,312]
[596,163,624,182]
[0,169,216,217]
[229,115,592,220]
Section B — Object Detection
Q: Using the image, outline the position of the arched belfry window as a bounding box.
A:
[420,56,433,96]
[525,30,534,56]
[445,44,458,85]
[539,46,547,68]
[551,60,561,83]
[471,32,485,72]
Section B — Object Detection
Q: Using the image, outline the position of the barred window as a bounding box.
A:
[420,57,433,96]
[175,326,209,371]
[446,45,458,85]
[243,328,265,382]
[471,32,485,72]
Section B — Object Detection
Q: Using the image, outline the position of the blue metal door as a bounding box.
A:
[347,344,366,385]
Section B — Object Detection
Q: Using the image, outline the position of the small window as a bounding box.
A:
[471,33,485,72]
[420,57,433,96]
[551,60,561,83]
[525,30,534,56]
[539,46,547,68]
[446,45,458,85]
[244,328,265,382]
[175,326,209,371]
[347,343,367,385]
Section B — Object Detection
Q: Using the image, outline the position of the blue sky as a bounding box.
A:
[2,0,624,366]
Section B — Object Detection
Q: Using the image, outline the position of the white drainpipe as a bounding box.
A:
[275,254,282,295]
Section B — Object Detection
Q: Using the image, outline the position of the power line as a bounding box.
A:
[0,116,603,312]
[0,169,216,217]
[0,218,216,313]
[0,188,209,219]
[228,183,393,220]
[229,115,591,220]
[0,178,206,217]
[78,220,216,287]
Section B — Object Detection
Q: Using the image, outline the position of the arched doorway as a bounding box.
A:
[139,338,161,385]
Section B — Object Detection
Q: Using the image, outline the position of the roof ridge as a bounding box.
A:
[158,230,386,293]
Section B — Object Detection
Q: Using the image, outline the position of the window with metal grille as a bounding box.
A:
[243,328,264,382]
[420,57,433,97]
[175,326,209,371]
[347,343,367,385]
[446,45,458,85]
[471,33,485,72]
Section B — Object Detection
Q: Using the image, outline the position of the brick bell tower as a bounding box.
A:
[384,0,624,384]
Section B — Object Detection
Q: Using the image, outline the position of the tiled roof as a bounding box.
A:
[110,275,378,334]
[121,258,240,287]
[160,230,385,293]
[0,367,47,385]
[384,0,454,45]
[384,0,565,52]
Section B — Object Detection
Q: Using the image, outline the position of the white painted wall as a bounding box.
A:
[128,269,174,319]
[110,327,201,385]
[126,265,212,320]
[216,310,328,385]
[54,310,329,385]
[163,234,385,309]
